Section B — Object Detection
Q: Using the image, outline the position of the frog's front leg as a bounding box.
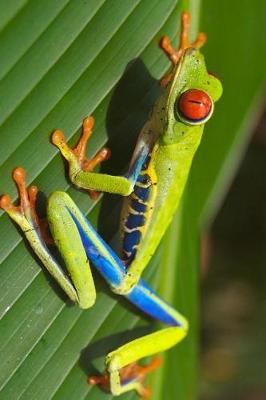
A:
[0,169,96,309]
[52,116,148,197]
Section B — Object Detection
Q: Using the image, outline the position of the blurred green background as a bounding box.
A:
[0,1,265,399]
[200,1,266,399]
[200,106,266,400]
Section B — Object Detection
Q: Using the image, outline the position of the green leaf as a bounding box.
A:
[149,1,266,399]
[1,0,265,399]
[0,1,200,400]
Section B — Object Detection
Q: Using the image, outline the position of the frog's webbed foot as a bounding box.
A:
[0,167,52,244]
[52,116,111,199]
[88,357,161,399]
[160,11,207,87]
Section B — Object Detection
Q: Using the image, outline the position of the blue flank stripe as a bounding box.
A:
[127,279,181,327]
[137,173,150,184]
[125,147,150,186]
[126,214,145,229]
[131,199,146,213]
[134,186,150,202]
[68,209,125,286]
[123,230,141,253]
[124,250,136,266]
[141,154,151,171]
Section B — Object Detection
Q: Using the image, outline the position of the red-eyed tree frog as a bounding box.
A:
[0,12,222,398]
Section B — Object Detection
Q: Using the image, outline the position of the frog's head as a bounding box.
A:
[161,47,223,145]
[158,11,222,146]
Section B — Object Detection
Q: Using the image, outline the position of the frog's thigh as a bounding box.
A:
[48,191,96,309]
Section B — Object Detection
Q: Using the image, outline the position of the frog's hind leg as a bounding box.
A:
[65,200,189,396]
[47,191,97,309]
[89,279,188,397]
[0,168,79,304]
[89,357,162,398]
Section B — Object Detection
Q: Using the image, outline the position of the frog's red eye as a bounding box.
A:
[177,89,213,124]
